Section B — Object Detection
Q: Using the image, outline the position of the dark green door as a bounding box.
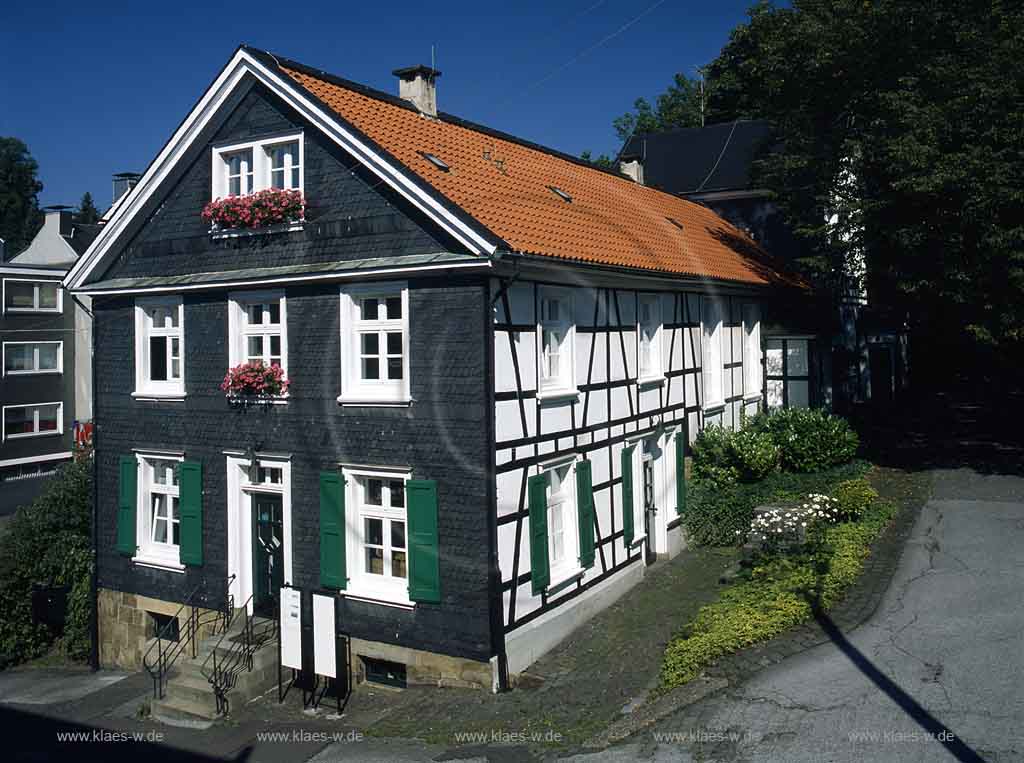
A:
[252,493,284,618]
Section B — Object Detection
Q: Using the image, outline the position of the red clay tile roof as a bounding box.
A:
[279,60,793,287]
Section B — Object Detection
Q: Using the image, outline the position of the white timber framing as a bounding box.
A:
[492,277,765,645]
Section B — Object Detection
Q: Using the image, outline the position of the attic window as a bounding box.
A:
[666,217,685,232]
[548,186,572,203]
[419,152,450,172]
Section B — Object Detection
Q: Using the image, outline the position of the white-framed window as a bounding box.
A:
[701,297,725,409]
[338,283,410,406]
[211,133,304,199]
[2,402,62,441]
[134,297,184,398]
[540,456,581,585]
[228,291,288,390]
[343,465,412,606]
[3,341,62,375]
[637,293,663,382]
[3,279,61,313]
[134,453,183,570]
[537,287,576,398]
[742,303,762,398]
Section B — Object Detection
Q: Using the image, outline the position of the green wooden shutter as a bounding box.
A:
[116,455,137,556]
[178,461,203,566]
[576,460,595,569]
[528,473,550,594]
[319,471,346,590]
[407,479,441,603]
[675,431,687,516]
[621,445,635,547]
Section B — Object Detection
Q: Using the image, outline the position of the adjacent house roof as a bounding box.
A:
[267,52,792,287]
[620,120,776,196]
[7,210,102,269]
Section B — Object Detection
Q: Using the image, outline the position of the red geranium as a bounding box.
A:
[221,361,290,398]
[202,189,304,230]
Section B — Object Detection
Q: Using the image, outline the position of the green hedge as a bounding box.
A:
[662,490,897,688]
[746,408,860,473]
[683,461,871,546]
[692,426,781,485]
[0,455,94,668]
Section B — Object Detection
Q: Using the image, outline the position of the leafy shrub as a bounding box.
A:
[0,453,94,667]
[747,408,859,472]
[684,461,870,546]
[661,490,897,688]
[831,478,880,521]
[692,425,780,486]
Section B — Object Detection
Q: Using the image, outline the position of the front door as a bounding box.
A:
[252,493,284,618]
[642,450,657,564]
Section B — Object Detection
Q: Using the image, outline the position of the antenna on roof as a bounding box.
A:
[431,44,436,71]
[694,65,707,127]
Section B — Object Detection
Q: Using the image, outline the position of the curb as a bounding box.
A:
[582,472,928,750]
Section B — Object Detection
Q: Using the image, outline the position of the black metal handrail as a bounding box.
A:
[200,595,278,716]
[142,574,235,699]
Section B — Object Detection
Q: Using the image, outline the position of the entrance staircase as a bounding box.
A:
[150,611,278,724]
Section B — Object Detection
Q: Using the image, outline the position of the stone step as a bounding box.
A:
[150,694,217,728]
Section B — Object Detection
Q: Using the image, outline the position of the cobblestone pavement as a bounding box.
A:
[570,468,1023,763]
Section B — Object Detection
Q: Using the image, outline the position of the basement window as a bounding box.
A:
[418,152,450,171]
[149,612,180,642]
[547,185,572,203]
[362,656,406,688]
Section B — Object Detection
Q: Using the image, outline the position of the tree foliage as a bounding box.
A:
[580,150,616,171]
[612,73,705,143]
[0,137,44,257]
[702,0,1024,365]
[77,191,100,224]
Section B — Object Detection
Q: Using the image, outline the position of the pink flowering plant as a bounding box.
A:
[202,189,304,230]
[221,361,290,399]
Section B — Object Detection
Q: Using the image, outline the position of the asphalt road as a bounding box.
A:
[565,468,1024,763]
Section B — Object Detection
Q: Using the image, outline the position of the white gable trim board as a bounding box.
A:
[64,48,498,291]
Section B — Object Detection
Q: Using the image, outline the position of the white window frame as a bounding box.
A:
[701,297,725,410]
[2,278,62,314]
[338,283,411,406]
[539,454,582,587]
[211,132,305,201]
[1,402,63,442]
[637,293,664,384]
[133,297,185,399]
[2,341,62,376]
[625,436,651,551]
[133,452,185,571]
[227,290,289,397]
[742,303,762,399]
[536,286,577,400]
[341,464,413,608]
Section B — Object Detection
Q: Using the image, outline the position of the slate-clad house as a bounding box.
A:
[66,47,805,690]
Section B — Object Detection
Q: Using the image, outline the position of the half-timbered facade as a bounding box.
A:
[68,46,806,693]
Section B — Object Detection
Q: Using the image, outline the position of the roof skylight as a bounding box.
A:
[547,185,572,203]
[419,152,450,171]
[666,217,685,231]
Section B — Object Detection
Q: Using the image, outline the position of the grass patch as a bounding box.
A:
[661,466,918,689]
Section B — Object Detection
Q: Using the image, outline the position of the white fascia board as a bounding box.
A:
[1,266,69,277]
[66,49,497,291]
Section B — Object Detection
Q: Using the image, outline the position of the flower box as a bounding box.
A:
[202,189,304,232]
[221,361,290,400]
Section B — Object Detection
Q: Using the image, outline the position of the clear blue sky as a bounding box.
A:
[0,0,756,209]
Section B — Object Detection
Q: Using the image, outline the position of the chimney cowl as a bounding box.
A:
[392,65,441,117]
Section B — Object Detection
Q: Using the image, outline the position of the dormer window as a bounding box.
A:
[212,133,304,200]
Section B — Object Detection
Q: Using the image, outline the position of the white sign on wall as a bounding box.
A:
[280,586,302,671]
[312,593,337,678]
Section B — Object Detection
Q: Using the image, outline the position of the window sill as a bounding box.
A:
[536,388,580,405]
[628,534,647,550]
[548,567,585,595]
[4,370,62,377]
[227,395,289,406]
[209,221,304,239]
[743,392,763,403]
[336,395,413,408]
[702,402,726,415]
[132,391,186,402]
[3,430,62,441]
[132,555,185,573]
[340,588,415,610]
[4,308,62,315]
[638,375,666,389]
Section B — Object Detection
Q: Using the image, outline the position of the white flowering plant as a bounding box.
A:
[738,493,842,553]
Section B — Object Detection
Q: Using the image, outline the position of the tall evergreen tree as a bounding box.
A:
[77,192,100,224]
[0,138,44,257]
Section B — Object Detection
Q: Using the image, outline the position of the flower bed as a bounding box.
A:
[201,189,304,231]
[221,361,290,399]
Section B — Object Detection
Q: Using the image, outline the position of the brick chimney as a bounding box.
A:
[393,65,441,117]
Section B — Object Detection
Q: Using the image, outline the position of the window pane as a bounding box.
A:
[361,333,379,355]
[152,495,168,544]
[387,357,403,380]
[360,298,379,321]
[170,338,180,380]
[766,379,785,409]
[149,337,168,381]
[4,407,31,436]
[391,551,407,579]
[6,282,35,309]
[787,380,810,408]
[391,520,406,549]
[5,345,32,372]
[389,480,405,508]
[171,514,180,546]
[363,358,380,380]
[787,341,809,376]
[386,332,402,355]
[38,283,58,309]
[247,336,264,360]
[365,479,383,506]
[291,167,300,189]
[364,517,383,546]
[386,297,402,320]
[37,343,59,370]
[269,335,281,358]
[365,547,384,575]
[246,304,262,325]
[765,341,784,376]
[267,301,280,325]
